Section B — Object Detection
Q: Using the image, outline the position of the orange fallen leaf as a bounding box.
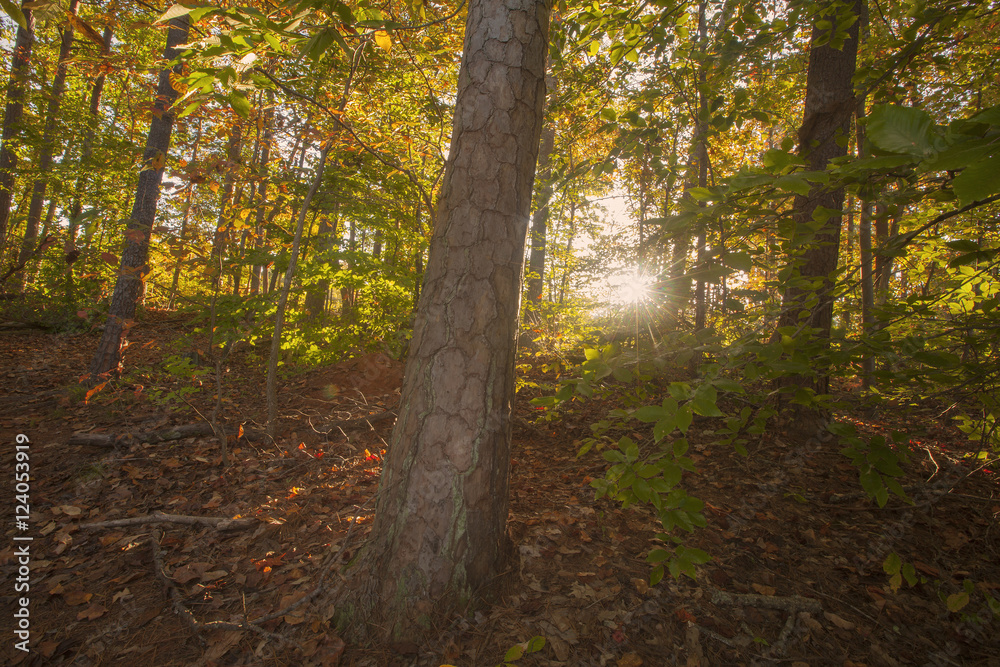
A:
[63,590,93,606]
[752,583,776,596]
[77,603,107,620]
[617,652,643,667]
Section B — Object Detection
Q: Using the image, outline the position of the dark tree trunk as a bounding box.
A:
[17,0,78,288]
[775,0,862,416]
[0,1,35,246]
[339,0,550,642]
[304,203,340,319]
[89,17,189,376]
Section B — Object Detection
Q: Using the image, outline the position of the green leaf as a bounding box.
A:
[947,592,970,612]
[503,645,524,662]
[0,0,27,29]
[725,252,753,273]
[952,153,1000,205]
[867,105,936,157]
[634,405,666,423]
[675,404,693,433]
[690,396,723,417]
[650,564,664,586]
[157,3,195,23]
[227,92,251,118]
[883,552,901,576]
[525,636,545,653]
[776,174,812,196]
[647,548,670,563]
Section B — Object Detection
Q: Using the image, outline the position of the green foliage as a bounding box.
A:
[497,636,546,666]
[836,426,910,508]
[882,552,920,592]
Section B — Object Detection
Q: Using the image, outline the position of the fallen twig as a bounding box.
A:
[81,511,255,532]
[69,422,266,447]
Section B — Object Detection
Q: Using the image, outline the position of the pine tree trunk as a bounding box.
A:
[0,1,35,246]
[89,16,189,376]
[338,0,550,643]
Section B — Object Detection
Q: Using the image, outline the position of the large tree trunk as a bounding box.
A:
[89,16,189,376]
[0,1,35,247]
[340,0,550,643]
[774,0,862,418]
[16,0,78,289]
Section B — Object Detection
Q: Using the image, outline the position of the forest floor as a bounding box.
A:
[1,311,998,667]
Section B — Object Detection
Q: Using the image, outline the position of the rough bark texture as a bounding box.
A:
[0,2,35,246]
[344,0,550,642]
[89,17,189,376]
[776,0,861,401]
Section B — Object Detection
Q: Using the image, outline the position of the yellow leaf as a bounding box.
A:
[947,592,970,612]
[374,30,391,51]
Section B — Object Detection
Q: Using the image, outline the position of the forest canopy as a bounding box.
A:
[1,0,999,658]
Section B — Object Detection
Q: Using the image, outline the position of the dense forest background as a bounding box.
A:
[1,0,999,663]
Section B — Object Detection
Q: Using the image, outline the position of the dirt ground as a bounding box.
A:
[1,314,998,666]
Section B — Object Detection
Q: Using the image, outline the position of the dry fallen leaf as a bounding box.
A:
[752,583,776,596]
[618,652,643,667]
[77,603,107,620]
[824,611,856,630]
[63,590,93,606]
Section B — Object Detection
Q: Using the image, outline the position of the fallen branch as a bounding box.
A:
[81,511,255,532]
[69,423,266,447]
[709,589,822,613]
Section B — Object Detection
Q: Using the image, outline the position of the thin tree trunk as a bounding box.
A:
[341,0,550,642]
[0,1,35,246]
[209,119,243,290]
[266,143,330,435]
[169,119,202,308]
[524,70,557,329]
[250,98,274,296]
[17,0,78,288]
[693,0,709,335]
[66,23,113,301]
[774,0,862,418]
[856,1,873,388]
[89,16,190,376]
